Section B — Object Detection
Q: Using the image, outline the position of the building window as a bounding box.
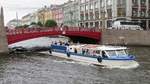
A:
[80,6,84,11]
[132,0,138,5]
[89,4,94,10]
[141,0,146,6]
[90,12,93,20]
[106,0,112,6]
[141,20,146,30]
[95,11,99,20]
[100,21,103,27]
[117,8,126,17]
[85,13,88,20]
[94,2,98,9]
[95,22,99,27]
[85,22,88,28]
[90,22,93,27]
[100,10,106,19]
[149,0,150,8]
[140,9,146,17]
[149,20,150,29]
[101,0,105,7]
[80,23,84,27]
[80,14,84,20]
[85,5,88,10]
[148,9,150,17]
[132,8,138,17]
[117,0,126,6]
[100,0,102,8]
[107,20,112,27]
[107,9,112,18]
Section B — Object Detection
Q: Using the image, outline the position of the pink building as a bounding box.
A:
[51,5,64,27]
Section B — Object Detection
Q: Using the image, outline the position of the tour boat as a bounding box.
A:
[48,44,139,68]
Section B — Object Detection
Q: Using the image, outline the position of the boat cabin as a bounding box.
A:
[69,45,128,58]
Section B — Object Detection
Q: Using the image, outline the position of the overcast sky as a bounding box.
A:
[0,0,68,25]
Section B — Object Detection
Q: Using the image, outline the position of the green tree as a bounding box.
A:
[30,22,37,25]
[22,24,29,28]
[37,21,43,27]
[16,25,23,28]
[45,20,57,27]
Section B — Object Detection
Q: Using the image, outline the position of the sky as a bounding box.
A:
[0,0,68,25]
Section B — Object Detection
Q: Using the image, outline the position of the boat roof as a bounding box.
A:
[96,45,127,50]
[69,44,127,51]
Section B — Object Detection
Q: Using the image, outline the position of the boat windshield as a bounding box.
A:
[106,50,117,56]
[105,49,127,56]
[116,50,127,56]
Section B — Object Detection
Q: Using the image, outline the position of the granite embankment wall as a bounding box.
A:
[101,29,150,46]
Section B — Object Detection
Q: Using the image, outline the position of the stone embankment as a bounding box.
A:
[101,29,150,46]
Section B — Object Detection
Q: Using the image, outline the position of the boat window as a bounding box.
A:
[116,50,126,56]
[105,50,117,56]
[125,49,129,54]
[120,21,140,26]
[96,50,100,54]
[102,51,108,58]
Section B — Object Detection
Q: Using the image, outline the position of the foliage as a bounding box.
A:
[37,21,43,27]
[15,24,29,28]
[22,24,29,28]
[45,20,57,27]
[30,22,37,25]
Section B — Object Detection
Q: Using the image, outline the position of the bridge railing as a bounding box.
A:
[7,27,100,35]
[62,27,100,32]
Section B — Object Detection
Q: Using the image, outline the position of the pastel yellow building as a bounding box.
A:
[45,9,53,22]
[37,7,53,25]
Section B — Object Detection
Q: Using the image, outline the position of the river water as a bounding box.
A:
[0,37,150,84]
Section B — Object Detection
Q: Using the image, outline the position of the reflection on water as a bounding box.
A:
[0,47,149,84]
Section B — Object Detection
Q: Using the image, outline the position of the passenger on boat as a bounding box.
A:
[74,48,77,53]
[54,41,57,45]
[82,49,85,55]
[102,51,108,58]
[65,42,70,46]
[59,41,63,45]
[86,49,89,55]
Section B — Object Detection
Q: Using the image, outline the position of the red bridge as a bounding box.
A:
[7,27,101,44]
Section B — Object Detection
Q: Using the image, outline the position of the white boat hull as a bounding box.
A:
[42,51,139,69]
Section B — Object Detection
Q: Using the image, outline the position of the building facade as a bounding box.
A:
[8,0,150,29]
[51,5,64,27]
[62,0,79,27]
[21,13,38,25]
[78,0,150,29]
[6,19,22,29]
[37,6,53,25]
[130,0,150,30]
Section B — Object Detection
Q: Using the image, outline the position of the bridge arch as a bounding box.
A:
[7,27,101,44]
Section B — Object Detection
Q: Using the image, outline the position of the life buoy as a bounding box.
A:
[97,56,102,63]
